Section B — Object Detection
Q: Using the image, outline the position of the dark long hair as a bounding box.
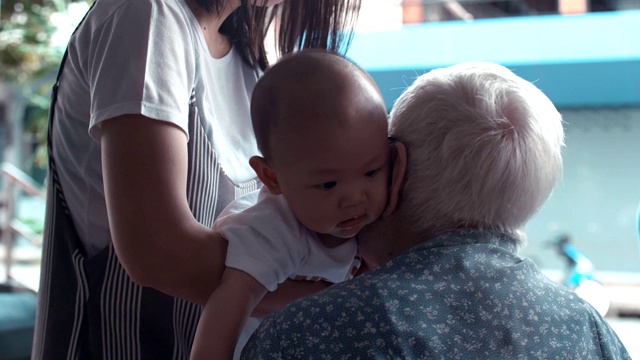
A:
[195,0,361,70]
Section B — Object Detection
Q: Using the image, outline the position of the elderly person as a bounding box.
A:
[241,62,631,359]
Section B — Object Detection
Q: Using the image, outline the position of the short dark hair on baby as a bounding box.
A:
[250,49,386,160]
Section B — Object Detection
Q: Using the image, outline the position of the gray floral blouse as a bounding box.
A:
[242,229,631,359]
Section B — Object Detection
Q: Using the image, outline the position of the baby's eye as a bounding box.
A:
[315,181,337,191]
[365,168,381,178]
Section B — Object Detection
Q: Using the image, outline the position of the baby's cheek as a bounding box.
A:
[310,206,338,231]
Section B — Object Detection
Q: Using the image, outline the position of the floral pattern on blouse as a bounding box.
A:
[242,229,631,360]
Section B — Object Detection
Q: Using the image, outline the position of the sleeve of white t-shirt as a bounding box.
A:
[215,188,314,292]
[215,188,359,291]
[87,0,195,141]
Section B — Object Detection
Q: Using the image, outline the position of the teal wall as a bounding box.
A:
[347,10,640,109]
[523,108,640,274]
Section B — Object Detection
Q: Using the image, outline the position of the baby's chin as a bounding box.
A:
[312,224,362,240]
[316,232,354,248]
[334,223,370,239]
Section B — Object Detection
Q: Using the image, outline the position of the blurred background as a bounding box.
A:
[1,0,639,358]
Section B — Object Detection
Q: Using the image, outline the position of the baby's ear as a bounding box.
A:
[383,141,407,217]
[249,156,282,195]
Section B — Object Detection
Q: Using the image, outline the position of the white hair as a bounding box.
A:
[389,62,564,246]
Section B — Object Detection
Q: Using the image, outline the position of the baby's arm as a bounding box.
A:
[252,279,331,318]
[190,267,268,360]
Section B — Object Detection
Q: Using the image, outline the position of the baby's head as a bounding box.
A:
[388,62,564,246]
[250,50,390,240]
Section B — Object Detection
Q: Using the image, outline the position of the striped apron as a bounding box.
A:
[31,5,259,359]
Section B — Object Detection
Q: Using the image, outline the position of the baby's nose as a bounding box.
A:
[339,187,366,208]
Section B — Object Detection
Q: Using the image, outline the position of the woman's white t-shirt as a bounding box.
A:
[52,0,259,256]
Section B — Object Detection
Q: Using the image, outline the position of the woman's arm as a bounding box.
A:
[191,268,268,360]
[101,115,226,305]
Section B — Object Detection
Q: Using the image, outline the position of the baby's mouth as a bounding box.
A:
[337,215,364,229]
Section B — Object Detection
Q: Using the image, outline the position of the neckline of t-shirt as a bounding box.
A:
[177,0,235,65]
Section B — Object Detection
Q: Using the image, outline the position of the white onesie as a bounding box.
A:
[214,186,361,358]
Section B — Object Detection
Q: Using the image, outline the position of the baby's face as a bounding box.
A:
[270,108,390,240]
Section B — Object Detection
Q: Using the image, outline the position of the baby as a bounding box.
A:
[190,50,391,360]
